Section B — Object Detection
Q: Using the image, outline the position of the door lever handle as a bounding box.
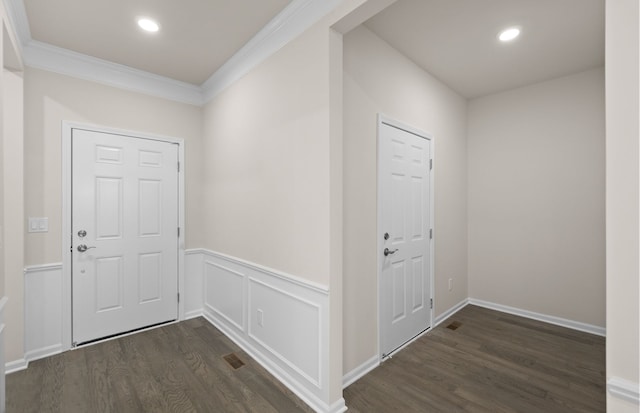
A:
[77,244,96,252]
[384,248,398,256]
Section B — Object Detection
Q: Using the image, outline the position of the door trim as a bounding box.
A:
[61,121,186,351]
[377,114,435,361]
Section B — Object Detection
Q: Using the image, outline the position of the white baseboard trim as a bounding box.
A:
[342,355,379,388]
[24,344,63,364]
[327,398,347,413]
[196,248,339,413]
[468,298,606,336]
[5,358,28,374]
[203,310,333,413]
[608,377,640,405]
[434,298,469,327]
[184,310,203,320]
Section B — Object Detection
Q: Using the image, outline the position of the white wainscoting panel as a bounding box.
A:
[196,249,334,413]
[0,296,8,412]
[184,250,204,319]
[24,264,64,362]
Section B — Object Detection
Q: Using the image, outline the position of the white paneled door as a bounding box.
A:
[72,128,179,345]
[379,119,432,357]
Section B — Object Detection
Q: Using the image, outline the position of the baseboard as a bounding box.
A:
[327,398,347,413]
[343,355,379,388]
[434,298,469,327]
[184,309,203,320]
[24,344,63,364]
[196,248,339,413]
[203,309,332,413]
[608,377,640,405]
[468,298,606,336]
[5,358,28,374]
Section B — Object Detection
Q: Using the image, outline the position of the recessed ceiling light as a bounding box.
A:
[138,18,159,33]
[498,27,520,42]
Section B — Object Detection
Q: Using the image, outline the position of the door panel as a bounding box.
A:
[72,128,178,345]
[380,121,432,357]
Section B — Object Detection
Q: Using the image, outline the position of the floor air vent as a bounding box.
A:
[224,353,245,370]
[446,321,462,330]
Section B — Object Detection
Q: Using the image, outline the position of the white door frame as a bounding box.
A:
[377,114,435,360]
[61,121,186,350]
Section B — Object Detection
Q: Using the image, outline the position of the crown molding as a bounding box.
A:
[3,0,343,106]
[3,0,30,46]
[23,40,204,105]
[201,0,343,102]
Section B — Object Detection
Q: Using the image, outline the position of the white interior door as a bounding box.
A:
[379,119,432,357]
[72,128,179,345]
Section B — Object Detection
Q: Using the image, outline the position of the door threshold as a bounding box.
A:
[382,326,431,361]
[74,319,177,348]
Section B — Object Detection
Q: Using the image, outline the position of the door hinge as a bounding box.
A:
[177,292,180,303]
[177,227,180,237]
[177,161,180,172]
[430,298,433,309]
[430,228,433,239]
[430,159,433,170]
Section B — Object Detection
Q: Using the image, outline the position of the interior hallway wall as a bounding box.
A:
[13,67,203,365]
[200,21,333,286]
[342,25,468,374]
[23,67,204,267]
[467,67,606,327]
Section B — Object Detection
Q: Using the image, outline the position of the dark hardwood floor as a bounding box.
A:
[344,305,606,413]
[6,317,314,413]
[7,305,605,413]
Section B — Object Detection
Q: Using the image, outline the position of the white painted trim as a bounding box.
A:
[183,310,203,320]
[23,262,62,274]
[23,41,204,106]
[247,276,322,388]
[61,121,186,350]
[4,0,344,105]
[203,249,329,294]
[203,310,335,413]
[0,296,7,313]
[327,398,348,413]
[3,0,30,45]
[197,248,337,412]
[201,0,343,101]
[607,377,640,405]
[434,298,470,327]
[468,298,606,336]
[24,344,63,364]
[342,355,379,388]
[377,114,435,359]
[5,358,28,374]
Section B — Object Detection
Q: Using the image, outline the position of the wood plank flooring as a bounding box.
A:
[6,317,315,413]
[344,305,606,413]
[7,305,605,412]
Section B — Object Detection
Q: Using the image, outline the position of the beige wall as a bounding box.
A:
[605,0,639,410]
[467,68,606,327]
[23,67,203,267]
[342,25,468,373]
[201,21,333,286]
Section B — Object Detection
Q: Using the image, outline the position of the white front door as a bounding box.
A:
[379,119,432,357]
[72,128,179,345]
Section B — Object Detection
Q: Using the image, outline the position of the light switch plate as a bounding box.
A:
[28,217,48,233]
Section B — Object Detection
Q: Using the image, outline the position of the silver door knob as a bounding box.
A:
[77,244,96,252]
[384,248,398,256]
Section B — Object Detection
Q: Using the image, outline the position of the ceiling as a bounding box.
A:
[365,0,605,98]
[16,0,605,99]
[23,0,291,85]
